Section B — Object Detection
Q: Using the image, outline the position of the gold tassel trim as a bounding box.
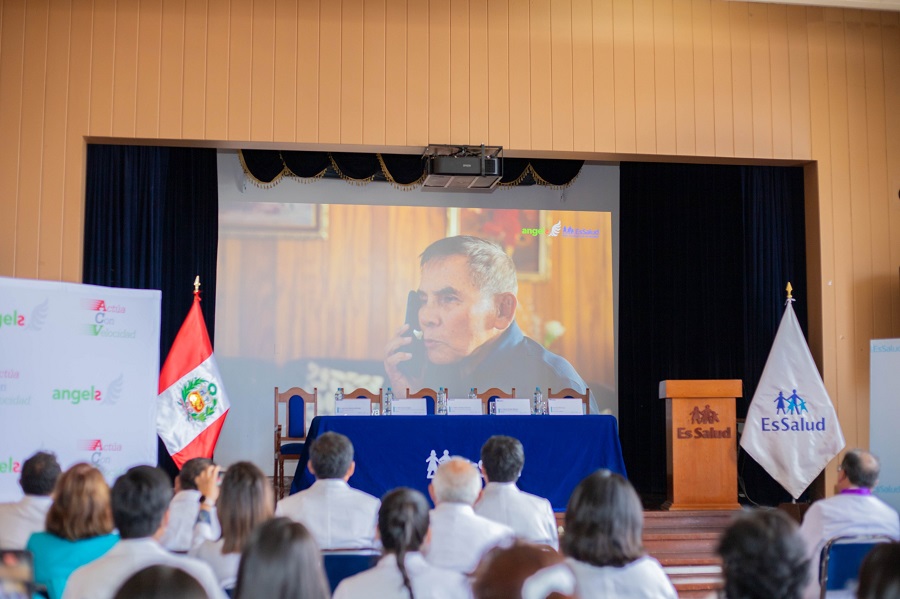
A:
[531,163,582,189]
[498,163,533,188]
[284,168,328,184]
[329,155,376,186]
[377,154,425,191]
[238,150,287,189]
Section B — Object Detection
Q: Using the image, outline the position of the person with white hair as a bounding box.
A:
[424,457,514,574]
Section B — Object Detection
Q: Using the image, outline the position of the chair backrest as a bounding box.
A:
[819,534,894,596]
[547,387,590,414]
[275,387,317,440]
[406,387,438,415]
[322,550,380,592]
[474,387,516,414]
[344,388,383,413]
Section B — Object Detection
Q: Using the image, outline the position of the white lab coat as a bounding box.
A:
[275,479,380,549]
[474,482,559,549]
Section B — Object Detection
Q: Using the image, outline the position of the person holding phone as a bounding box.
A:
[384,235,594,412]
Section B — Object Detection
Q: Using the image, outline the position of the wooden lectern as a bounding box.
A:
[660,379,742,510]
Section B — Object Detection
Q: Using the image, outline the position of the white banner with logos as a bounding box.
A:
[870,339,900,513]
[0,277,161,501]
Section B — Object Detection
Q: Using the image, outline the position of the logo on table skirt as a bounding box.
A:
[179,377,220,423]
[425,450,483,479]
[677,404,731,440]
[760,389,826,432]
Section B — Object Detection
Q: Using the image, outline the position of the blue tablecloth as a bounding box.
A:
[289,415,627,511]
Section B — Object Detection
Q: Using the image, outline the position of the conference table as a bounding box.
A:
[289,415,627,511]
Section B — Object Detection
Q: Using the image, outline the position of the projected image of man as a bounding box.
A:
[384,235,594,412]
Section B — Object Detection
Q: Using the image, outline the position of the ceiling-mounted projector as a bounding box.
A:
[422,144,503,193]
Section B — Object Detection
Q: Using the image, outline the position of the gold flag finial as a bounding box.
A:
[193,276,201,294]
[786,282,793,300]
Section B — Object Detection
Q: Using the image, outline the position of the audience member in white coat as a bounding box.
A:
[275,432,380,549]
[0,452,60,549]
[562,470,677,599]
[158,458,219,553]
[334,487,469,599]
[424,457,514,574]
[474,435,559,549]
[798,449,900,599]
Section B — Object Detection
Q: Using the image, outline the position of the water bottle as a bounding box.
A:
[533,387,543,415]
[335,387,344,402]
[437,387,447,415]
[383,387,394,416]
[468,388,477,400]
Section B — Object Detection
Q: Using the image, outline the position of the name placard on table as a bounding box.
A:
[447,398,483,415]
[392,398,428,416]
[548,398,585,415]
[495,398,531,415]
[334,399,372,416]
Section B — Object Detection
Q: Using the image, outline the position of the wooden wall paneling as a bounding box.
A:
[428,0,451,144]
[767,4,792,158]
[88,0,116,137]
[468,0,489,144]
[384,0,407,146]
[0,2,26,275]
[748,4,773,157]
[571,0,594,152]
[653,0,676,155]
[529,0,552,150]
[550,0,574,151]
[486,0,509,148]
[787,6,811,159]
[135,0,163,139]
[710,0,734,156]
[729,2,753,157]
[861,16,891,338]
[37,1,72,280]
[15,0,50,278]
[205,1,229,141]
[405,0,428,145]
[111,1,139,137]
[158,0,185,139]
[340,0,364,144]
[883,19,900,335]
[507,0,531,149]
[691,0,715,156]
[592,0,615,151]
[181,0,208,140]
[273,0,299,142]
[449,0,470,144]
[250,0,276,141]
[632,0,656,154]
[672,0,695,155]
[612,0,636,153]
[61,4,93,282]
[296,0,320,143]
[362,0,386,145]
[318,0,342,143]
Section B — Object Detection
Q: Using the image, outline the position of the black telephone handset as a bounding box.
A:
[398,290,426,378]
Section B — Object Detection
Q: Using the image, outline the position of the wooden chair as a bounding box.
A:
[406,387,442,414]
[344,388,383,414]
[274,387,317,500]
[547,387,591,414]
[474,387,516,415]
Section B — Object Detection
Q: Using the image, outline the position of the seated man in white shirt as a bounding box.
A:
[63,465,226,599]
[275,432,380,549]
[0,451,61,549]
[159,457,220,553]
[799,449,900,599]
[474,435,559,549]
[425,457,514,574]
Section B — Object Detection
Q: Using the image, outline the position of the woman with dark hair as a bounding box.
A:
[472,540,571,599]
[234,518,331,599]
[856,542,900,599]
[716,509,808,599]
[562,470,676,599]
[26,464,118,599]
[332,488,468,599]
[189,462,273,590]
[112,565,207,599]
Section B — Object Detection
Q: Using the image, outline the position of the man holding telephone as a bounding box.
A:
[384,235,595,412]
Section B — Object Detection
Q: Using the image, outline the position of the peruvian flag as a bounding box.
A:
[156,291,229,468]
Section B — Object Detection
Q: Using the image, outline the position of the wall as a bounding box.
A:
[2,0,899,488]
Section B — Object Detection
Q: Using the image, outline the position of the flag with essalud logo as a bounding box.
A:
[740,301,845,499]
[156,292,229,468]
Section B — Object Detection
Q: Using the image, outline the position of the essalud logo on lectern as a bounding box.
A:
[677,405,732,440]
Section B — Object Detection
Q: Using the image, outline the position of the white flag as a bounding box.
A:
[740,302,845,499]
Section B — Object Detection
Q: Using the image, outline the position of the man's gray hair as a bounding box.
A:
[432,457,482,505]
[420,236,518,297]
[841,449,880,489]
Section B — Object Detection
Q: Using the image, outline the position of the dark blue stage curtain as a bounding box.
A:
[619,163,807,506]
[83,144,219,474]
